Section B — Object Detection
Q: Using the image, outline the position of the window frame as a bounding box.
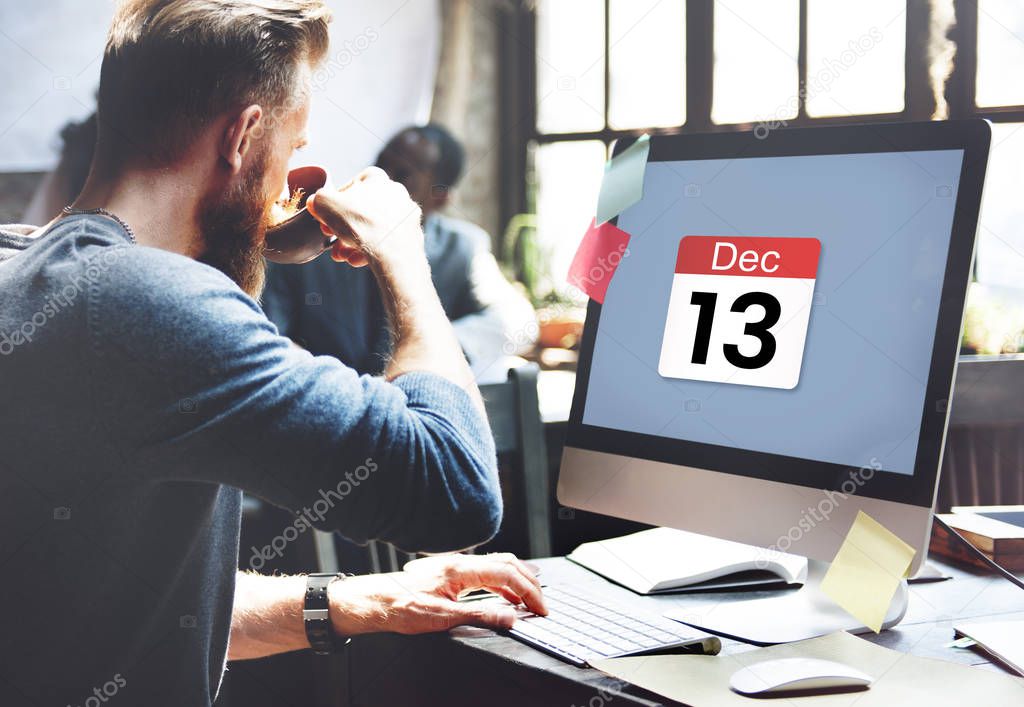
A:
[505,1,1023,212]
[528,0,925,146]
[947,0,1024,123]
[501,0,1024,285]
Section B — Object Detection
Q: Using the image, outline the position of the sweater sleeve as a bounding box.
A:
[88,246,501,553]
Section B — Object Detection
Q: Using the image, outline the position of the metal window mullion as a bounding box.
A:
[604,0,611,131]
[906,0,935,120]
[685,0,714,131]
[946,0,978,119]
[798,0,808,119]
[975,107,1024,122]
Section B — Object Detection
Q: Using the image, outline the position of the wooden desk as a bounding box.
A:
[345,556,1024,706]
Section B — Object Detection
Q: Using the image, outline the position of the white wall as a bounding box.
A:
[0,0,108,171]
[0,0,440,175]
[301,1,440,177]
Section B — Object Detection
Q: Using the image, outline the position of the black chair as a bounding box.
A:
[480,362,552,559]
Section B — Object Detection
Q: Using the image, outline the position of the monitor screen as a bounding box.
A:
[581,148,966,478]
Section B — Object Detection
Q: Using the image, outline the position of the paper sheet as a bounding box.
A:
[592,631,1024,707]
[566,218,630,304]
[819,511,916,633]
[595,134,651,224]
[956,619,1024,675]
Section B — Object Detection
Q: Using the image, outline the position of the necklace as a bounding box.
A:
[61,205,137,244]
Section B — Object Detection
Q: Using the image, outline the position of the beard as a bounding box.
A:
[197,146,272,299]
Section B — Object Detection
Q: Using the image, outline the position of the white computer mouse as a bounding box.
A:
[729,657,874,695]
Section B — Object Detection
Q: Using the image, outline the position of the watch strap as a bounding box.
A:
[304,572,351,655]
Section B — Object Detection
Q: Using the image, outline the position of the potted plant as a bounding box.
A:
[502,213,586,352]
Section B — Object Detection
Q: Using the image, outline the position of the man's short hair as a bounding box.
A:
[416,124,465,188]
[99,0,331,166]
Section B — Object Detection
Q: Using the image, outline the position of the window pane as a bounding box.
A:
[805,0,905,117]
[712,0,798,125]
[608,0,686,130]
[536,0,605,133]
[532,140,608,297]
[976,123,1024,291]
[977,0,1024,107]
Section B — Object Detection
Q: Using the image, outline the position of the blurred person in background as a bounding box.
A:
[263,124,537,381]
[22,110,98,226]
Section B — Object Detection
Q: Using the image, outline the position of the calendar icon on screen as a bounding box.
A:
[658,235,821,390]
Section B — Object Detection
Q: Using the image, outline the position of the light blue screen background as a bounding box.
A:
[581,149,965,475]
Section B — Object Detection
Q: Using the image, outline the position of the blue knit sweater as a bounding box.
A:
[0,214,501,706]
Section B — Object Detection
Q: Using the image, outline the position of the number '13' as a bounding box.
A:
[689,291,781,369]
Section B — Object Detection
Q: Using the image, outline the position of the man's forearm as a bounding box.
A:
[374,257,485,412]
[228,557,544,660]
[229,571,308,661]
[305,168,484,411]
[228,571,421,661]
[229,572,375,661]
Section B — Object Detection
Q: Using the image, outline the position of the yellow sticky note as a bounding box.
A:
[820,510,916,633]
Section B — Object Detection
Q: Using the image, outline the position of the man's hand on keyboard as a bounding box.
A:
[328,553,547,636]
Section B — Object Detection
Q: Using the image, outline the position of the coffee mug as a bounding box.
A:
[265,165,336,264]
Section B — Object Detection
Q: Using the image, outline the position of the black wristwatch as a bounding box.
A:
[304,572,351,655]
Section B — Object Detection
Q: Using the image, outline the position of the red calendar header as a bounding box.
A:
[675,236,821,279]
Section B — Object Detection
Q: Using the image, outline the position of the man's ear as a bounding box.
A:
[220,105,263,174]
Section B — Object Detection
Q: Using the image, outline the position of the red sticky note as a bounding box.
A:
[567,218,631,304]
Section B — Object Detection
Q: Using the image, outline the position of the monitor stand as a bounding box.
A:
[665,559,909,645]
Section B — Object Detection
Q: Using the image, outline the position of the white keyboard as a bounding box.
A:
[508,584,720,667]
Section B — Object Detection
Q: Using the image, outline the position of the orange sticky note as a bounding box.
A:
[567,219,631,304]
[820,510,916,633]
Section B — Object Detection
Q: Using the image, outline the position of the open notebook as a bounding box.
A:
[568,527,807,595]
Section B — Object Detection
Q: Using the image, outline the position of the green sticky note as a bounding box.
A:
[596,134,650,225]
[820,510,916,633]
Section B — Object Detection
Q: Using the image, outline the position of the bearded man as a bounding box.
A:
[0,1,544,705]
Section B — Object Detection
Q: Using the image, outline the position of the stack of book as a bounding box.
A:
[930,505,1024,571]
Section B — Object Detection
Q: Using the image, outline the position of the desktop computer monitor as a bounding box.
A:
[558,120,991,577]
